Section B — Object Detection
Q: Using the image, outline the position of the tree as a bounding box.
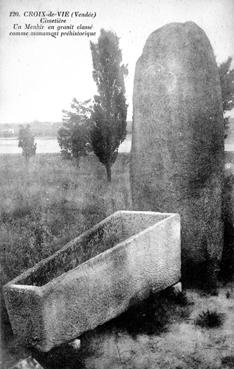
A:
[18,124,36,160]
[57,99,92,164]
[218,57,234,138]
[90,29,128,182]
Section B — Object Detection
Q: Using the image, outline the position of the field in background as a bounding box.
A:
[0,134,132,154]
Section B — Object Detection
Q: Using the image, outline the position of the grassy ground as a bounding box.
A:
[0,153,131,286]
[1,153,234,369]
[77,285,234,369]
[3,286,234,369]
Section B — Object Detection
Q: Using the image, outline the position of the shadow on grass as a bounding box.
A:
[111,288,191,338]
[32,344,87,369]
[32,288,192,369]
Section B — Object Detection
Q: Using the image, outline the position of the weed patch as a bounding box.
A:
[221,355,234,368]
[195,309,224,328]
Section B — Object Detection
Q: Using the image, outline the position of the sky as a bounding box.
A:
[0,0,234,124]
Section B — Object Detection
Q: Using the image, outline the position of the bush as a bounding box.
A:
[221,356,234,367]
[18,124,36,160]
[195,309,224,328]
[57,99,93,163]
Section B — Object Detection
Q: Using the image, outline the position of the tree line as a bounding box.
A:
[18,29,234,181]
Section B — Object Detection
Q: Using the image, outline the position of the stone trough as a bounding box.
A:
[4,211,181,352]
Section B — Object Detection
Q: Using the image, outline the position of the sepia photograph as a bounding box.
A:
[0,0,234,368]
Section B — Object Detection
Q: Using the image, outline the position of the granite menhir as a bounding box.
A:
[130,21,224,285]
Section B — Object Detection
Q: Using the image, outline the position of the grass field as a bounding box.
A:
[0,153,131,285]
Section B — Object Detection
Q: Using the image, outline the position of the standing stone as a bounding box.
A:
[130,22,224,285]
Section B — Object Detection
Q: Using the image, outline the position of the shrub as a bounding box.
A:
[195,309,224,328]
[18,124,37,160]
[221,356,234,367]
[57,99,93,163]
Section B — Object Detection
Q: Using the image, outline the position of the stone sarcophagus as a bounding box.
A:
[4,211,181,352]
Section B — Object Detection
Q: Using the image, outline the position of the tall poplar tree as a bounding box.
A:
[90,29,128,182]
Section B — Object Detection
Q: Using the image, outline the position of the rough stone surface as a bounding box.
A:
[4,211,180,352]
[131,22,224,280]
